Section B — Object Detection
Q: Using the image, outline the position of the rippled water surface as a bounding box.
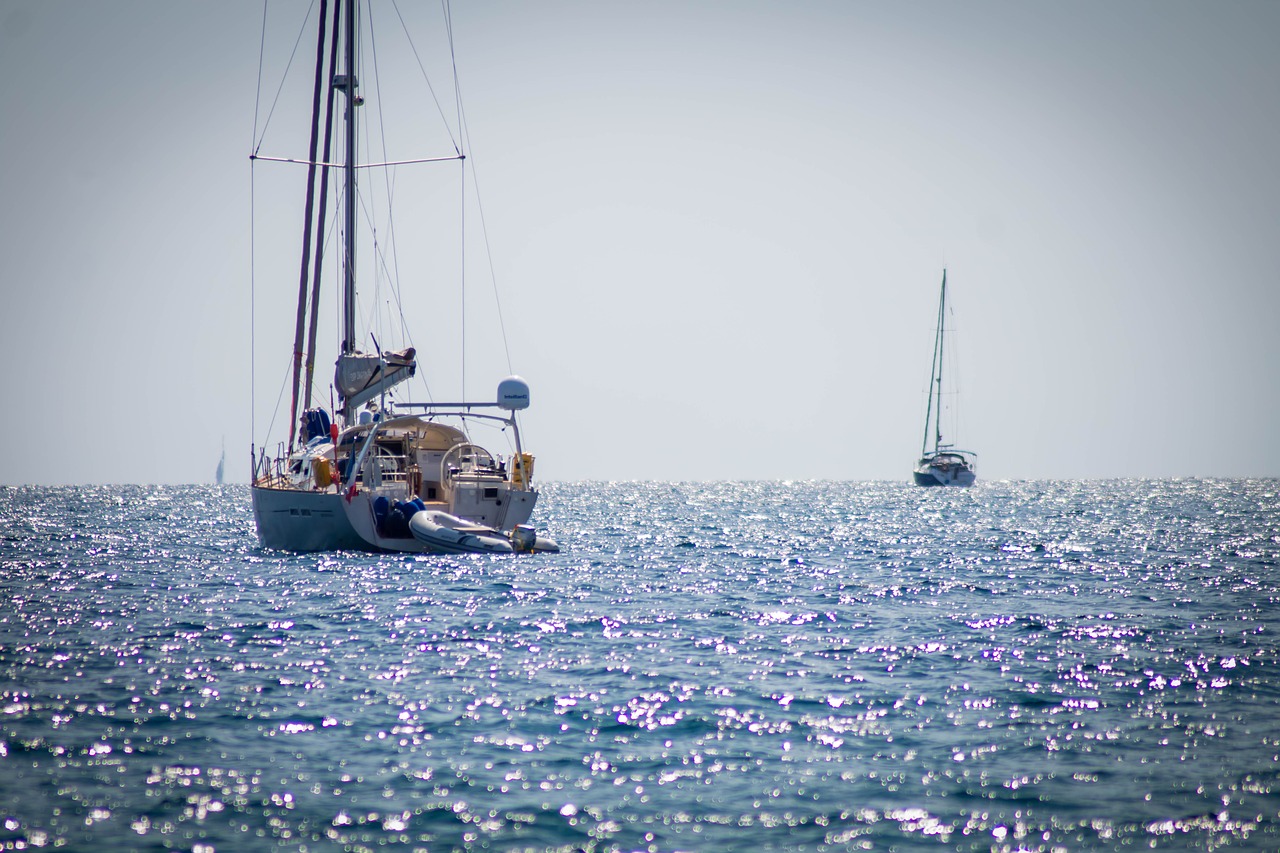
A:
[2,480,1278,851]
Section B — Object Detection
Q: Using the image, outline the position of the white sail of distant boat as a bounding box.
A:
[913,270,977,487]
[216,438,225,485]
[247,1,556,554]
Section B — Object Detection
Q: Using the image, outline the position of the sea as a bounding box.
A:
[1,479,1277,852]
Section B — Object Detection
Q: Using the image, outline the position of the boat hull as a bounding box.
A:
[912,463,976,487]
[251,486,370,551]
[252,485,439,553]
[252,484,550,554]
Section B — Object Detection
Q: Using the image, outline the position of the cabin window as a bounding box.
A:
[484,488,498,500]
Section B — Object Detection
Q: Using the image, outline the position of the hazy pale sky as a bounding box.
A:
[2,1,1278,485]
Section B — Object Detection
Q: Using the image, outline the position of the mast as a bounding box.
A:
[286,0,330,450]
[934,270,947,454]
[921,269,947,456]
[337,0,359,422]
[303,0,342,416]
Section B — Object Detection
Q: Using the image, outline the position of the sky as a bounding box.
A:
[2,0,1278,485]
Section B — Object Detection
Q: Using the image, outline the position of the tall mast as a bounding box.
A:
[337,0,359,421]
[934,270,947,454]
[921,269,947,456]
[285,0,330,451]
[303,0,342,416]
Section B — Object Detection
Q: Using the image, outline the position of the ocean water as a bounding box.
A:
[1,479,1278,852]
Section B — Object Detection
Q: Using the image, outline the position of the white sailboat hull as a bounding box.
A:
[251,487,368,551]
[912,460,976,487]
[251,482,545,553]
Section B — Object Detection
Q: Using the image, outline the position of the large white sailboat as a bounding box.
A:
[913,270,977,487]
[249,2,557,554]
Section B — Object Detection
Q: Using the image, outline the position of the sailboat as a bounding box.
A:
[249,2,557,554]
[215,438,225,486]
[913,270,977,487]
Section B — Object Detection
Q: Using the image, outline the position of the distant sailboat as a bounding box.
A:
[216,439,226,485]
[913,270,977,487]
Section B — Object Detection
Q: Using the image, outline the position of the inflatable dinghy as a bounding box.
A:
[408,510,560,555]
[409,510,514,554]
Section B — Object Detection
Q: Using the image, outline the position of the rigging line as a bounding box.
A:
[444,0,461,141]
[446,0,464,398]
[460,142,467,401]
[345,3,452,411]
[360,192,442,408]
[447,1,513,374]
[250,156,257,449]
[443,0,470,398]
[250,153,464,168]
[356,5,421,392]
[262,351,295,459]
[384,168,411,356]
[347,164,381,345]
[459,117,514,374]
[253,0,320,156]
[390,0,462,154]
[362,1,386,353]
[252,1,268,152]
[358,165,439,407]
[249,1,268,452]
[331,187,343,385]
[350,184,417,376]
[375,175,413,359]
[366,1,406,368]
[377,156,415,379]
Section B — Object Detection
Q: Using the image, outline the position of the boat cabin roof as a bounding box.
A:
[925,449,977,461]
[341,415,469,449]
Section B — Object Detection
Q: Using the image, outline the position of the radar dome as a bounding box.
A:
[497,375,531,411]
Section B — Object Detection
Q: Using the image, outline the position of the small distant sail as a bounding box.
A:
[216,440,226,485]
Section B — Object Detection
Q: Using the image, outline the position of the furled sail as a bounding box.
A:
[335,348,417,409]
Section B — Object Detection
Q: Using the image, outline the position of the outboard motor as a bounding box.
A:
[511,525,538,552]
